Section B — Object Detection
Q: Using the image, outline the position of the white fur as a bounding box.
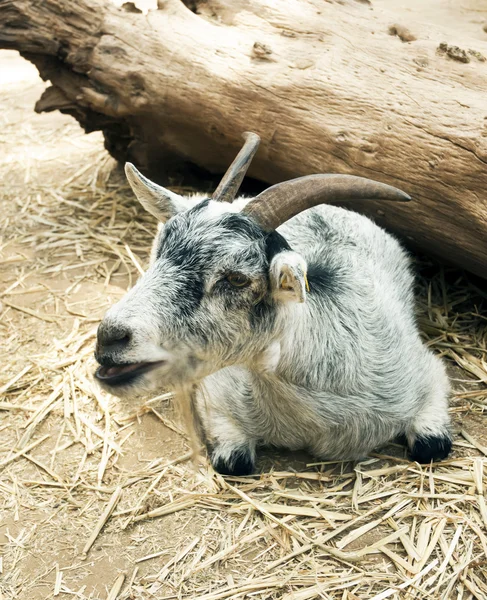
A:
[95,167,453,471]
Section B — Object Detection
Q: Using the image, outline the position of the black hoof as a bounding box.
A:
[409,434,452,463]
[211,446,255,476]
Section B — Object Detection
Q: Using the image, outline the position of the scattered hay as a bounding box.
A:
[1,53,486,600]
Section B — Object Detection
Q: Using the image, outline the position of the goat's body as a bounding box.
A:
[198,205,451,468]
[96,155,452,474]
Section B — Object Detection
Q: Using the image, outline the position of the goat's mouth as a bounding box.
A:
[95,361,165,386]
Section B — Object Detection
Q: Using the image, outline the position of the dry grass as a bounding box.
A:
[1,51,487,600]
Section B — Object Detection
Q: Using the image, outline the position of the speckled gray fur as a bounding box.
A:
[95,175,452,474]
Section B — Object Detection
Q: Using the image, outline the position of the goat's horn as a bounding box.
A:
[241,174,411,230]
[212,132,261,203]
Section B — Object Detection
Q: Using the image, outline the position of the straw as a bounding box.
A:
[1,96,486,599]
[81,486,122,556]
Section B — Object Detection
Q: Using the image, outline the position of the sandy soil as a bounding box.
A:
[0,50,207,599]
[1,3,487,595]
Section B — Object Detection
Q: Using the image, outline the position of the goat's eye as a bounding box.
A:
[226,273,251,288]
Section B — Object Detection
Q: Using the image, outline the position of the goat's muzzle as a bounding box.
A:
[95,318,163,387]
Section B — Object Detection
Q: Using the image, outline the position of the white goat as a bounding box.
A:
[95,133,452,475]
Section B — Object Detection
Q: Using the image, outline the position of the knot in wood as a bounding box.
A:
[252,42,273,60]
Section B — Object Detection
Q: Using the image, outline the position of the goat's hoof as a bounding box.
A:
[211,447,255,476]
[409,434,452,463]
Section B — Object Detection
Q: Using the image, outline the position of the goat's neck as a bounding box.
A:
[253,302,319,382]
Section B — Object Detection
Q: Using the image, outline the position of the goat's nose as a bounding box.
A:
[96,320,132,352]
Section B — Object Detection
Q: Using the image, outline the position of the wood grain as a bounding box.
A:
[1,0,486,275]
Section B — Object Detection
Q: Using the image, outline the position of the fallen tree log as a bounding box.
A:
[1,0,487,276]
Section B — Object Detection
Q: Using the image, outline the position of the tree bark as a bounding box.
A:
[1,0,487,276]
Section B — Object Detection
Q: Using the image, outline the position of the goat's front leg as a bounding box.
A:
[197,369,257,476]
[208,418,256,476]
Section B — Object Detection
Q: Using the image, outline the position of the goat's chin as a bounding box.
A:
[93,366,204,400]
[92,350,227,400]
[94,374,158,399]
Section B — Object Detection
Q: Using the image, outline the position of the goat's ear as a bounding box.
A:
[125,163,192,222]
[269,251,308,303]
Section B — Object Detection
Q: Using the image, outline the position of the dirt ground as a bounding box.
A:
[1,4,487,596]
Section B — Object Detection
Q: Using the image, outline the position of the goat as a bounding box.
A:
[94,133,452,475]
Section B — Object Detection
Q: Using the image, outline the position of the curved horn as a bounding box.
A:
[212,132,261,203]
[241,174,411,230]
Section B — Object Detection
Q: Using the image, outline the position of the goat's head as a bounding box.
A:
[94,133,410,396]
